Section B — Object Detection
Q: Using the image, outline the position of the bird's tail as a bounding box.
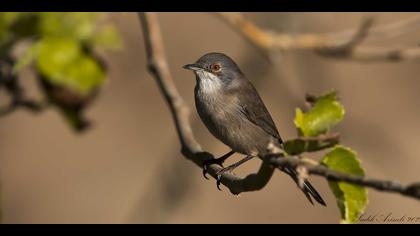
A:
[283,166,326,206]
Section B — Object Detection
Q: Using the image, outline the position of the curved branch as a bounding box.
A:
[217,13,420,62]
[138,12,275,195]
[216,13,372,51]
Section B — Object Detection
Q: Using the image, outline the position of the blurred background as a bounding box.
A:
[1,12,420,223]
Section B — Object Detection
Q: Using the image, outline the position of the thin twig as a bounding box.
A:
[267,154,420,200]
[333,15,420,42]
[217,13,420,62]
[0,57,46,117]
[0,99,47,117]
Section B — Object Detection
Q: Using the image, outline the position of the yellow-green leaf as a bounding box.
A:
[92,24,123,50]
[38,12,100,41]
[36,12,121,51]
[294,91,345,137]
[321,146,368,224]
[0,12,21,44]
[62,55,105,96]
[36,37,105,96]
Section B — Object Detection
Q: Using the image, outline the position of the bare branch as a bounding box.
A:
[0,99,46,117]
[216,13,371,50]
[139,12,275,195]
[333,15,420,42]
[217,13,420,62]
[0,58,46,117]
[267,154,420,201]
[317,46,420,62]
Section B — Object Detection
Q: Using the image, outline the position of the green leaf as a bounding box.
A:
[36,37,105,96]
[38,12,100,41]
[37,12,122,50]
[321,146,368,224]
[0,12,21,25]
[91,24,123,50]
[294,91,345,137]
[0,13,21,32]
[0,12,21,45]
[62,55,105,96]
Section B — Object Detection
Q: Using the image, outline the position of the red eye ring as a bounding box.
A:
[210,63,221,72]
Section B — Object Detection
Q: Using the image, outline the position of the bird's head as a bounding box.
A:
[183,52,243,90]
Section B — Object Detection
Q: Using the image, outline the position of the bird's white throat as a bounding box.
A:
[195,70,223,94]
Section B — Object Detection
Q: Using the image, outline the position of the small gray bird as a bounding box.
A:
[183,52,326,206]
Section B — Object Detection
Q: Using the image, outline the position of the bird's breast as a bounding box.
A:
[195,70,223,94]
[194,87,269,155]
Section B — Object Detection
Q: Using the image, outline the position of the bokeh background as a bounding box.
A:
[1,12,420,223]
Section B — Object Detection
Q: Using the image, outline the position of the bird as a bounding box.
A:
[183,52,326,206]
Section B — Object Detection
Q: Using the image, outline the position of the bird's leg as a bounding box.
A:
[216,155,254,190]
[202,150,235,179]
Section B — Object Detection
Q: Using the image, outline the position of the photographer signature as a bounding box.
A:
[358,213,420,224]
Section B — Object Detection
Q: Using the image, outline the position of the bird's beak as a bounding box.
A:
[183,63,202,71]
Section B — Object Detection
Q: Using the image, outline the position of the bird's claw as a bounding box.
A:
[215,166,237,191]
[214,155,254,191]
[216,174,222,191]
[203,162,232,191]
[202,158,225,180]
[202,165,209,180]
[201,151,237,191]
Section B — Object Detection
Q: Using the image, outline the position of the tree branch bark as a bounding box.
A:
[217,13,420,62]
[0,58,46,117]
[267,154,420,200]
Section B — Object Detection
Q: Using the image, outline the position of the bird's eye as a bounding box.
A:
[210,63,221,72]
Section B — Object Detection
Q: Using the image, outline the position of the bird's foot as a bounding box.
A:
[202,150,235,179]
[215,165,239,191]
[215,155,254,191]
[202,158,225,180]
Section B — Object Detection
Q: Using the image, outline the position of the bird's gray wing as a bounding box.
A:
[237,84,283,144]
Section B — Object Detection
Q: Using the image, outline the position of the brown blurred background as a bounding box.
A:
[1,13,420,224]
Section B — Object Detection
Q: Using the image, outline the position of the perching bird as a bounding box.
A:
[183,52,326,206]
